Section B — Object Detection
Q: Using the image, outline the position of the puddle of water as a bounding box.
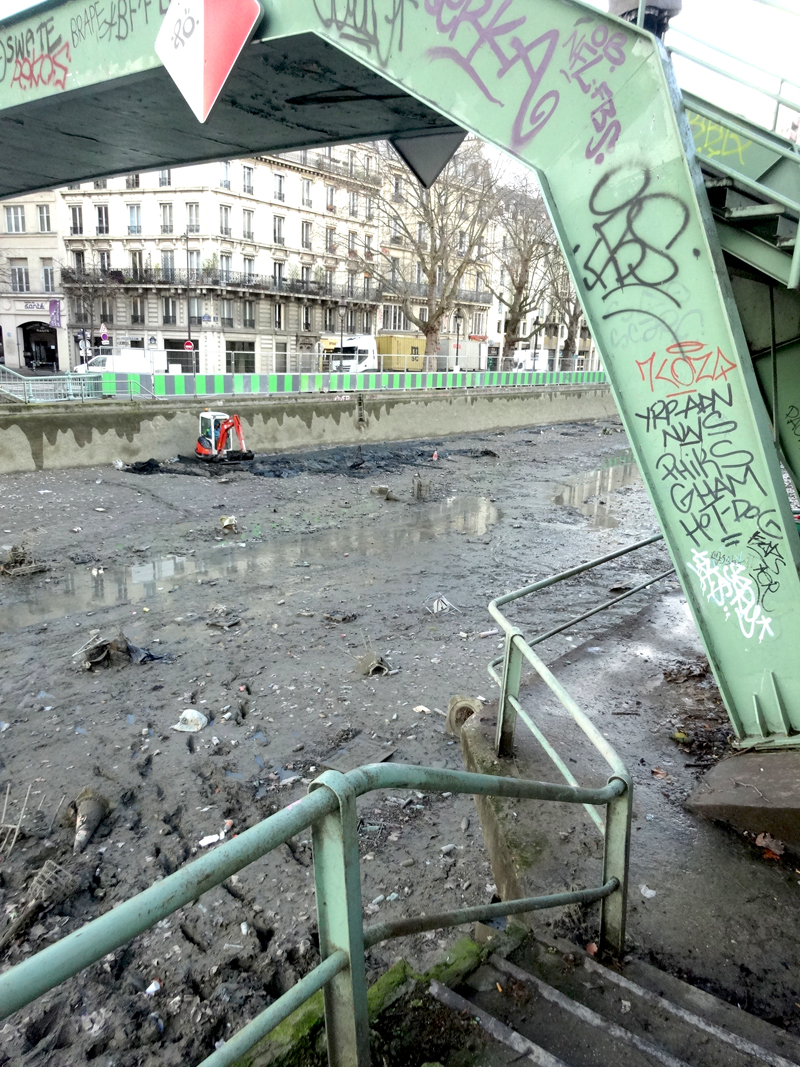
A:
[552,450,640,529]
[0,495,498,632]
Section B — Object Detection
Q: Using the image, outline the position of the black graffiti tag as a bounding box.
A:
[746,529,786,610]
[581,168,690,305]
[312,0,417,68]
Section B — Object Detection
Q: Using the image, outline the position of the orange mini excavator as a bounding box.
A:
[194,410,254,461]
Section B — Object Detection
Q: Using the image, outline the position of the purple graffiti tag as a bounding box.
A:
[424,0,560,150]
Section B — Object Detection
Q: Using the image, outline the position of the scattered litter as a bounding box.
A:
[0,542,49,577]
[413,705,431,715]
[356,650,395,676]
[672,730,689,743]
[461,817,470,832]
[171,709,208,733]
[206,612,241,630]
[423,594,461,615]
[296,610,315,618]
[411,472,430,501]
[199,834,221,848]
[220,515,238,534]
[479,629,499,638]
[324,611,358,623]
[95,508,107,513]
[650,767,669,780]
[145,979,162,996]
[322,735,396,774]
[74,631,171,670]
[620,1000,631,1014]
[440,843,455,855]
[370,485,390,496]
[0,722,9,733]
[639,884,657,899]
[71,787,110,854]
[586,942,599,956]
[756,832,785,858]
[663,657,709,683]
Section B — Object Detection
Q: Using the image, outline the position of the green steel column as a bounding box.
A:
[309,770,371,1067]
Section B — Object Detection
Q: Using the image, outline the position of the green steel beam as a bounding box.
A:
[2,0,800,745]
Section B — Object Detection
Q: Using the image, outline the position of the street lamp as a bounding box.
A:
[531,310,542,371]
[454,307,464,371]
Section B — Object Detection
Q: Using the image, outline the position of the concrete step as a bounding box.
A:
[427,936,800,1067]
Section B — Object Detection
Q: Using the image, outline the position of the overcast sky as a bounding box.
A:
[1,0,797,129]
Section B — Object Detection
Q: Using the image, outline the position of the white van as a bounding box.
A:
[73,349,168,375]
[328,335,378,373]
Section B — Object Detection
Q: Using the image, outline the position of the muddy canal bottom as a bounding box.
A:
[552,450,640,528]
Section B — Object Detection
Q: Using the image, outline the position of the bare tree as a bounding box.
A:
[343,138,499,358]
[546,256,584,371]
[490,180,553,365]
[60,253,121,361]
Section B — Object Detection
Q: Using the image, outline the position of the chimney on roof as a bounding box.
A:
[608,0,681,39]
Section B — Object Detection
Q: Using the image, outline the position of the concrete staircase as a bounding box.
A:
[428,936,800,1067]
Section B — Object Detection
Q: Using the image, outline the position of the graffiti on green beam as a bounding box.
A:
[686,110,753,166]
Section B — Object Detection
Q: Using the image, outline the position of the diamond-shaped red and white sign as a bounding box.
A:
[155,0,263,124]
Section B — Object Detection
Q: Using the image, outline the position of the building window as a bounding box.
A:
[274,303,283,329]
[243,165,253,194]
[100,297,114,323]
[130,250,143,278]
[365,197,374,220]
[163,297,177,325]
[126,174,140,189]
[220,253,231,281]
[393,175,403,201]
[41,260,54,292]
[274,173,285,201]
[273,215,284,245]
[220,204,231,236]
[390,257,399,283]
[220,161,230,189]
[94,179,107,189]
[419,305,429,321]
[348,231,357,252]
[301,220,312,249]
[300,265,312,291]
[243,209,254,240]
[132,296,145,324]
[96,204,109,235]
[244,256,254,281]
[349,191,358,216]
[188,250,200,278]
[302,305,312,331]
[189,297,202,325]
[244,300,255,328]
[326,227,335,253]
[364,310,372,332]
[275,341,288,373]
[160,203,173,234]
[159,168,171,187]
[73,250,85,273]
[37,205,50,232]
[325,269,334,294]
[347,308,355,332]
[273,261,285,286]
[226,341,255,373]
[364,156,371,178]
[324,306,335,331]
[301,179,312,207]
[187,203,200,233]
[416,262,424,285]
[221,298,233,327]
[99,250,111,272]
[363,275,371,297]
[325,185,335,212]
[383,304,409,331]
[348,150,356,177]
[347,271,356,296]
[390,217,402,244]
[471,312,485,335]
[9,259,29,292]
[70,205,83,235]
[161,249,175,281]
[365,233,373,258]
[128,204,141,235]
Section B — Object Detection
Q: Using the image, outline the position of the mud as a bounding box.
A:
[0,415,788,1065]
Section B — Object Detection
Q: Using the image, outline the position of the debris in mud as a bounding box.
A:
[0,860,80,953]
[324,611,358,623]
[755,832,785,859]
[322,734,395,773]
[663,657,709,683]
[446,696,481,737]
[220,515,239,534]
[356,650,395,676]
[171,709,208,733]
[73,630,171,669]
[70,787,110,853]
[423,594,461,615]
[0,542,49,577]
[115,457,162,474]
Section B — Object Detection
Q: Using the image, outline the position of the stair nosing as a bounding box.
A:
[490,954,692,1067]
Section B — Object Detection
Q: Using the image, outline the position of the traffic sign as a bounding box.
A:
[155,0,263,124]
[184,340,194,351]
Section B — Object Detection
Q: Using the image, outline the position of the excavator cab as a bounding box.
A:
[195,410,254,462]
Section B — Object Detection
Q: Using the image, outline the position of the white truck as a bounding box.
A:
[327,335,378,373]
[73,349,168,374]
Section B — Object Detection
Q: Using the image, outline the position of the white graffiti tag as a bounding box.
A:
[688,549,774,642]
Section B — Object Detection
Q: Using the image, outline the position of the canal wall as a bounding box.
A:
[0,385,617,474]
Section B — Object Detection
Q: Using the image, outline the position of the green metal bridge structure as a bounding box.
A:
[2,0,800,1062]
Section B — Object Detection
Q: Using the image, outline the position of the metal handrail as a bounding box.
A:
[0,761,630,1067]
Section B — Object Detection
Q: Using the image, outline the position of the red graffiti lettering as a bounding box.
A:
[11,40,71,92]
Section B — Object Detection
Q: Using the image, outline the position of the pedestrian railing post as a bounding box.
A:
[496,630,523,757]
[309,770,371,1067]
[598,773,632,959]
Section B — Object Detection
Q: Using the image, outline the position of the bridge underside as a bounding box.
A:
[0,33,461,197]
